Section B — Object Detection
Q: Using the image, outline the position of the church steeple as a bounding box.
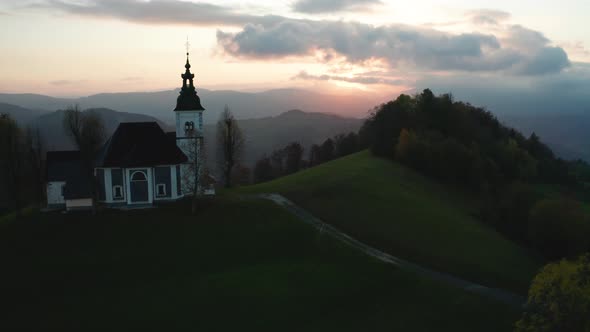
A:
[175,52,205,111]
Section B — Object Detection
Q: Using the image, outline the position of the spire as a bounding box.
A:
[175,50,205,111]
[185,52,191,70]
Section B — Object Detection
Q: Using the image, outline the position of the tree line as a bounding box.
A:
[358,90,590,330]
[252,132,364,184]
[359,89,590,260]
[0,114,45,216]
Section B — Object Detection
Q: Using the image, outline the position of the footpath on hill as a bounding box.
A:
[255,193,526,308]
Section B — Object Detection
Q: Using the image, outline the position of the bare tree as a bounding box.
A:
[63,105,105,214]
[216,105,244,188]
[0,114,27,216]
[181,130,206,214]
[26,126,45,205]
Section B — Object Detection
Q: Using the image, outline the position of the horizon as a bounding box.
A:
[0,0,589,110]
[0,85,382,100]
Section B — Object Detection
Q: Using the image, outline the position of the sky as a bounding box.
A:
[0,0,589,104]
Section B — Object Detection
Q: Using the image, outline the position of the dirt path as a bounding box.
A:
[258,193,526,308]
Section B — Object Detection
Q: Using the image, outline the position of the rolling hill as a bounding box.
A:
[0,102,46,123]
[2,89,588,162]
[0,88,376,125]
[204,109,362,167]
[0,196,519,331]
[3,103,362,168]
[238,151,542,292]
[29,108,169,151]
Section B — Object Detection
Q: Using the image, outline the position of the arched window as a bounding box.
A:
[184,121,195,133]
[131,171,147,181]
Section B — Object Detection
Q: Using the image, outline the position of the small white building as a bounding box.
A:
[46,151,94,211]
[46,52,210,210]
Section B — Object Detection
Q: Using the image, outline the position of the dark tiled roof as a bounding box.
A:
[46,151,82,182]
[165,131,177,145]
[175,87,205,111]
[46,151,92,199]
[96,122,187,168]
[174,56,205,111]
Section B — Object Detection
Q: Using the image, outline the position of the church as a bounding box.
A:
[46,53,209,211]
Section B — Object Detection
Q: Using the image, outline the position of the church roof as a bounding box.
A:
[96,122,187,168]
[174,53,205,111]
[46,151,83,182]
[46,151,92,199]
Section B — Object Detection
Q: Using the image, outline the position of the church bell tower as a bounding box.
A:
[174,51,205,195]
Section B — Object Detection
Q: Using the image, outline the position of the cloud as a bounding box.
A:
[121,76,143,82]
[217,18,570,75]
[416,64,590,116]
[467,9,511,25]
[34,0,267,27]
[28,1,573,76]
[293,70,406,85]
[503,25,549,50]
[49,79,86,86]
[292,0,381,14]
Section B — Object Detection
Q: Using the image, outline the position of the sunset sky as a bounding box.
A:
[1,0,589,99]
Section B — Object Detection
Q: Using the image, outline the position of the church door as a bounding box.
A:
[130,170,149,203]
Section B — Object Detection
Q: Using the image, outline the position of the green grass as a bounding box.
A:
[0,206,36,226]
[0,196,519,331]
[238,150,542,292]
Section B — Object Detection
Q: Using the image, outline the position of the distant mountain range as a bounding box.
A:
[1,88,588,162]
[0,88,376,125]
[204,109,362,167]
[0,102,45,124]
[27,108,169,151]
[0,102,362,168]
[503,113,590,162]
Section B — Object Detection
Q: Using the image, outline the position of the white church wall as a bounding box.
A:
[47,181,66,207]
[104,168,113,203]
[171,165,180,199]
[66,198,93,211]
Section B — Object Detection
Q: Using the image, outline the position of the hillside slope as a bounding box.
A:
[0,197,518,331]
[239,151,542,292]
[204,110,362,167]
[0,103,46,124]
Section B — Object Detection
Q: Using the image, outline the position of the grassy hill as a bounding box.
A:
[0,197,519,331]
[238,151,542,292]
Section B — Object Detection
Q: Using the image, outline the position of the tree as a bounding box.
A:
[284,142,304,174]
[308,144,321,167]
[216,105,244,188]
[62,106,105,214]
[516,255,590,332]
[270,148,286,178]
[181,130,205,214]
[26,126,45,205]
[254,155,274,184]
[0,114,27,216]
[493,182,540,241]
[334,132,359,157]
[528,198,590,259]
[319,138,335,163]
[231,164,251,186]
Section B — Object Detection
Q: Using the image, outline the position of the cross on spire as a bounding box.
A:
[185,36,190,57]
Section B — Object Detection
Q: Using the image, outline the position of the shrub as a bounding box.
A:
[528,198,590,259]
[516,255,590,332]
